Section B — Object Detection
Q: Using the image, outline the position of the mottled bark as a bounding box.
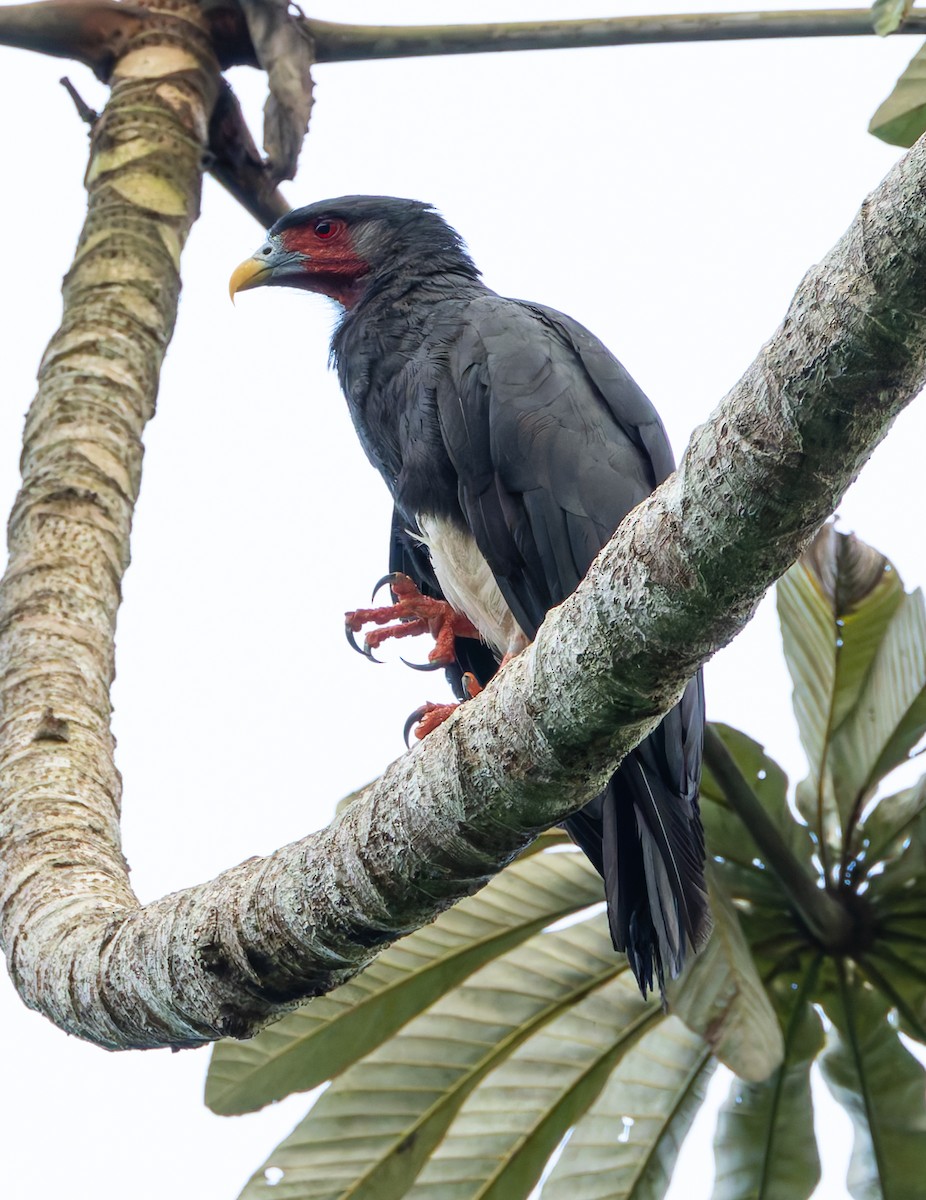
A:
[0,0,220,1044]
[0,1,287,225]
[3,112,926,1048]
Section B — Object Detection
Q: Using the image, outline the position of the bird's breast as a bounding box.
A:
[415,514,528,659]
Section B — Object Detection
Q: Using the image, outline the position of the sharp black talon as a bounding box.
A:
[403,706,428,747]
[400,656,446,672]
[346,624,382,662]
[371,572,399,603]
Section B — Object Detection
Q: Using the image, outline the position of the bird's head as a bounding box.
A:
[229,195,478,310]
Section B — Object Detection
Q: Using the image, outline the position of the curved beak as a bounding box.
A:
[229,256,272,301]
[229,239,308,302]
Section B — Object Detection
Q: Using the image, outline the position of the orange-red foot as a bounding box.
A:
[405,702,460,742]
[404,673,484,744]
[346,573,480,667]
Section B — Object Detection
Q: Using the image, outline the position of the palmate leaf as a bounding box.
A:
[207,848,603,1114]
[711,965,824,1200]
[235,914,630,1200]
[819,966,926,1200]
[870,42,926,146]
[403,971,664,1200]
[539,1018,715,1200]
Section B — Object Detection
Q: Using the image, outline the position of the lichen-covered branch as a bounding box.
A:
[4,107,926,1049]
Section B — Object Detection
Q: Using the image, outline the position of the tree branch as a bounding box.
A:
[303,9,926,63]
[7,5,926,74]
[2,3,924,229]
[4,104,926,1049]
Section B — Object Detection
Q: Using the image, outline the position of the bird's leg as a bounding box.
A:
[405,672,484,742]
[407,650,524,739]
[345,573,480,665]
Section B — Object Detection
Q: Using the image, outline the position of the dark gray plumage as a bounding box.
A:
[232,196,710,995]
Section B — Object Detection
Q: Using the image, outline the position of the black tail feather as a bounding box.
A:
[564,673,709,1000]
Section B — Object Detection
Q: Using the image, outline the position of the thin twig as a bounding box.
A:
[60,75,97,126]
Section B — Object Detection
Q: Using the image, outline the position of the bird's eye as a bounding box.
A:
[260,244,273,256]
[314,219,338,239]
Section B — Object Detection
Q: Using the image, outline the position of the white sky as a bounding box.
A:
[0,2,923,1197]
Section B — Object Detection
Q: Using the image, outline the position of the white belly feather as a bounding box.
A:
[415,514,528,659]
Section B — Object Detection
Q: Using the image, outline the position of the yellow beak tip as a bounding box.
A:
[229,257,269,303]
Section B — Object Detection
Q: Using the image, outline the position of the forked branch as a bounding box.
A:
[3,81,926,1045]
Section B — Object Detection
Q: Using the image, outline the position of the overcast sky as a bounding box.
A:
[0,2,923,1197]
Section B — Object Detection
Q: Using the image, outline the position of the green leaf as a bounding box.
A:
[711,965,824,1200]
[669,873,784,1082]
[777,527,926,862]
[404,970,663,1200]
[870,43,926,146]
[206,849,603,1114]
[539,1017,715,1200]
[871,0,914,37]
[235,914,629,1200]
[778,527,901,855]
[859,774,926,868]
[828,588,926,834]
[859,788,926,1043]
[819,965,926,1200]
[868,802,926,904]
[780,527,901,743]
[857,948,926,1045]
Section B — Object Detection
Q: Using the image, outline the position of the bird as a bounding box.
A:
[230,196,709,997]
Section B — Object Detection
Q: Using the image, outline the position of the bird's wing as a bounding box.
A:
[435,294,708,990]
[438,294,670,635]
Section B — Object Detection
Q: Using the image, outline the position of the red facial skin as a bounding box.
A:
[278,219,370,308]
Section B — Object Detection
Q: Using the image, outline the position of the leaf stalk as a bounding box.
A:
[703,728,855,950]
